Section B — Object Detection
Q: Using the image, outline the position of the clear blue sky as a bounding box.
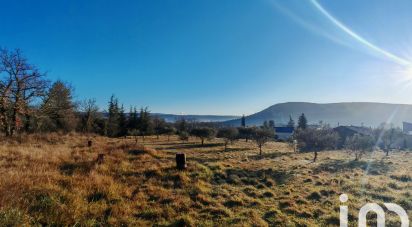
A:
[1,0,412,115]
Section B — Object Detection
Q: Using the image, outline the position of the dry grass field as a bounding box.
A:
[0,134,411,226]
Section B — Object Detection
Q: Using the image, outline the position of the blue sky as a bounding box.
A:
[1,0,412,115]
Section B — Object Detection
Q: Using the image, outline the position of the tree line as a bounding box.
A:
[0,48,276,154]
[1,48,406,160]
[0,48,170,138]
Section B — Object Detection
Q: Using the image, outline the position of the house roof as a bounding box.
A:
[333,126,373,136]
[403,122,412,132]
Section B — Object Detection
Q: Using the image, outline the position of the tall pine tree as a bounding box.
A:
[298,113,308,130]
[106,95,120,137]
[241,115,246,127]
[138,107,153,139]
[287,115,295,128]
[118,104,127,137]
[40,81,77,132]
[127,106,138,131]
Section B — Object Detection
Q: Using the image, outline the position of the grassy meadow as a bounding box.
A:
[0,134,411,226]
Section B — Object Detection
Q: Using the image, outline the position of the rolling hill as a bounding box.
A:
[225,102,412,127]
[152,113,239,123]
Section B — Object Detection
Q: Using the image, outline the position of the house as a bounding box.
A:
[333,126,373,148]
[403,122,412,135]
[275,127,294,141]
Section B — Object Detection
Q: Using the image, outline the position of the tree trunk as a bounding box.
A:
[313,151,318,162]
[10,106,18,136]
[224,143,227,152]
[4,126,10,137]
[259,145,262,155]
[24,113,31,132]
[201,139,204,146]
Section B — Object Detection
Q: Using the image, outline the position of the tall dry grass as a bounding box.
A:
[0,133,411,226]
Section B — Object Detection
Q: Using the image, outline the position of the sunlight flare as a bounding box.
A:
[310,0,411,66]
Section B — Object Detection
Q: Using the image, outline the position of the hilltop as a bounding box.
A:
[226,102,412,127]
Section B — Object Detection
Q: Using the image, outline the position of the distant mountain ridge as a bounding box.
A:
[225,102,412,127]
[152,113,239,123]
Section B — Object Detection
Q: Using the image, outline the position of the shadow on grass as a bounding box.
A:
[188,157,223,164]
[166,142,224,150]
[221,147,251,153]
[150,141,193,146]
[213,167,293,186]
[248,151,292,160]
[313,159,391,175]
[128,149,146,155]
[59,161,95,176]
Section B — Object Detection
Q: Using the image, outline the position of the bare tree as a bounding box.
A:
[345,134,375,161]
[294,127,339,162]
[382,128,402,156]
[217,127,239,151]
[153,117,166,139]
[0,48,48,136]
[80,98,99,133]
[190,127,216,146]
[252,128,274,155]
[0,70,13,135]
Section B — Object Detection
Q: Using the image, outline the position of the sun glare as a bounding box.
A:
[399,65,412,85]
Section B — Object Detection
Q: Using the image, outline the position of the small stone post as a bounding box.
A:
[176,153,187,170]
[96,154,105,164]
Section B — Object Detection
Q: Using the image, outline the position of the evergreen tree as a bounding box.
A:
[139,107,153,139]
[106,95,120,137]
[298,113,308,130]
[127,106,139,131]
[118,104,127,137]
[287,115,295,128]
[40,81,77,132]
[241,115,246,127]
